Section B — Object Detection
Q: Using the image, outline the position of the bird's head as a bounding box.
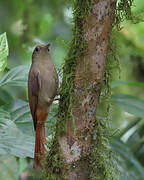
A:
[32,44,50,62]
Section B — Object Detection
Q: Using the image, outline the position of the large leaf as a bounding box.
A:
[0,32,8,72]
[111,138,144,180]
[0,65,29,87]
[0,101,34,158]
[0,100,57,158]
[111,94,144,118]
[0,155,19,180]
[117,118,141,138]
[111,80,144,89]
[2,99,34,136]
[0,88,13,105]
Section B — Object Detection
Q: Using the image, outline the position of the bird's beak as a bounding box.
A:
[46,43,50,48]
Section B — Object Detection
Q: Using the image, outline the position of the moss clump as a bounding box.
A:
[89,125,117,180]
[41,139,67,180]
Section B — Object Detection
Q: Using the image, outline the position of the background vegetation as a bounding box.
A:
[0,0,144,179]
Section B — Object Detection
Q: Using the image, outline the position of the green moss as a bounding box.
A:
[57,0,93,133]
[115,0,134,29]
[89,1,135,180]
[41,139,67,180]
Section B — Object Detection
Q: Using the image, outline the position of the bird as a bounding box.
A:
[28,44,58,169]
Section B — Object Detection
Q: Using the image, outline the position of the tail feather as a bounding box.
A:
[33,107,48,169]
[34,124,46,169]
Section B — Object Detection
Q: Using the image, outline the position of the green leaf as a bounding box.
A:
[0,155,19,180]
[0,65,29,87]
[111,80,144,88]
[111,94,144,118]
[2,99,34,136]
[0,32,8,72]
[111,138,144,179]
[117,118,141,138]
[0,100,34,158]
[18,158,28,175]
[0,88,13,105]
[0,100,58,158]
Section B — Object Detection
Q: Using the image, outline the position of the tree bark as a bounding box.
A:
[43,0,117,179]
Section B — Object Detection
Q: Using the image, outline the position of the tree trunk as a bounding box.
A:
[42,0,117,179]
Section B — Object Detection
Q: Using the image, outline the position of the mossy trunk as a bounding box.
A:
[42,0,117,179]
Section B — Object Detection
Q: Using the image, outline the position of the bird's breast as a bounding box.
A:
[36,63,58,107]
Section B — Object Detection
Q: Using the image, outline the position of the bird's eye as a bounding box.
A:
[35,47,40,52]
[46,44,50,52]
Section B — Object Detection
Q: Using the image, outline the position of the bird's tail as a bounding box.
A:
[34,109,48,169]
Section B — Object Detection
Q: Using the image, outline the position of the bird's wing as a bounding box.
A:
[28,67,41,131]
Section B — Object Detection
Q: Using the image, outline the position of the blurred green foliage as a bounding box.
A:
[0,0,144,179]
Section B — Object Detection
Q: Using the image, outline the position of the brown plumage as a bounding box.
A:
[28,44,58,169]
